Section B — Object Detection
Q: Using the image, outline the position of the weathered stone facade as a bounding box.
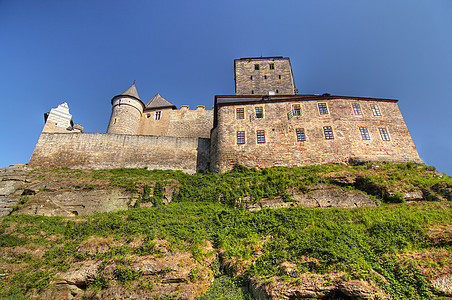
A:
[210,95,422,173]
[29,133,210,174]
[235,57,297,95]
[29,56,422,173]
[139,105,213,138]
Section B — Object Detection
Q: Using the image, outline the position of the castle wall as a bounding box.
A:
[29,133,210,174]
[138,106,213,138]
[211,98,422,173]
[107,97,143,135]
[235,57,296,95]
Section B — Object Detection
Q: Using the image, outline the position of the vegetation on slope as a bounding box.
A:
[1,162,451,299]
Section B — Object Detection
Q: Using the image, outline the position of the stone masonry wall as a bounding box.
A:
[138,106,213,139]
[107,97,143,135]
[29,133,210,174]
[211,98,422,173]
[235,58,296,95]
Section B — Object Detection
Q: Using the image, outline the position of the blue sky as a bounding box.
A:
[1,0,451,174]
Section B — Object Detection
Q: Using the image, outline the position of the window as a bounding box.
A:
[264,75,267,79]
[292,104,301,116]
[236,108,244,120]
[251,90,254,94]
[146,114,151,118]
[296,128,306,141]
[155,111,161,120]
[255,106,263,118]
[269,63,275,70]
[276,89,279,94]
[250,75,253,80]
[257,130,265,143]
[359,127,370,140]
[352,103,362,115]
[371,104,381,116]
[254,64,259,70]
[237,131,245,144]
[323,126,334,139]
[318,103,329,115]
[279,75,281,79]
[379,128,390,141]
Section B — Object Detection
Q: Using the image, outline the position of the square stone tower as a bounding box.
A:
[234,56,297,95]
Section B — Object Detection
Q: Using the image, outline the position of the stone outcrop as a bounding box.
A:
[0,164,29,217]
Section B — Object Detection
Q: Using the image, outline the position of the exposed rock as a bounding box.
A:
[0,164,29,217]
[431,274,452,296]
[403,190,423,200]
[57,260,101,286]
[249,184,378,211]
[338,280,390,299]
[14,189,130,216]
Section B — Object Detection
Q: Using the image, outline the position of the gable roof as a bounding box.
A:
[145,93,176,109]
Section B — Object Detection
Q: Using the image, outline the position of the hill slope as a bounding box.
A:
[0,162,451,299]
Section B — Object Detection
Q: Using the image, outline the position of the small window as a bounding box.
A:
[257,130,265,143]
[254,64,259,70]
[276,89,279,94]
[236,108,244,120]
[323,126,334,139]
[251,90,254,94]
[269,63,275,70]
[155,111,161,120]
[318,103,329,115]
[352,103,362,115]
[264,75,267,79]
[359,127,370,140]
[379,128,390,141]
[292,104,301,116]
[296,128,306,141]
[279,75,281,79]
[237,131,245,144]
[371,104,381,116]
[146,114,151,119]
[250,75,253,80]
[255,107,263,118]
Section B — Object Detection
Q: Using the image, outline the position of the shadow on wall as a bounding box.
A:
[196,138,211,172]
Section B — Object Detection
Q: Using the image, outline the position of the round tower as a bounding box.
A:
[107,83,145,135]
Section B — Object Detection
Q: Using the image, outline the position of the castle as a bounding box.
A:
[29,56,423,173]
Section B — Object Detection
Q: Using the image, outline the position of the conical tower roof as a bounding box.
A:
[121,84,141,100]
[145,93,176,109]
[111,83,144,107]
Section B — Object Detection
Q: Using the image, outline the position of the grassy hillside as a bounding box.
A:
[1,162,451,299]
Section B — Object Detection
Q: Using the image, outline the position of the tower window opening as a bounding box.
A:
[254,64,259,70]
[379,128,390,141]
[279,75,281,79]
[257,130,265,143]
[296,128,306,141]
[269,63,275,70]
[237,131,245,144]
[251,90,254,94]
[359,127,370,140]
[352,103,362,115]
[276,89,279,93]
[323,126,334,139]
[318,103,329,115]
[371,104,381,116]
[255,107,264,118]
[292,104,301,116]
[236,108,244,119]
[250,75,253,80]
[264,75,267,79]
[155,111,161,120]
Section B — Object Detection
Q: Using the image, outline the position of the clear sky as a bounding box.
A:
[1,0,451,174]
